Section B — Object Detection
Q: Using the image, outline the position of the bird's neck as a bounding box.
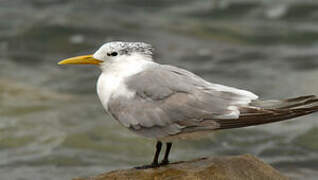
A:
[97,54,153,111]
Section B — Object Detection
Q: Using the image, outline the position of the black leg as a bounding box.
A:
[135,141,162,169]
[152,141,162,165]
[160,142,172,165]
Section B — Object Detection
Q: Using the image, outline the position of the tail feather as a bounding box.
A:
[214,95,318,130]
[250,95,318,109]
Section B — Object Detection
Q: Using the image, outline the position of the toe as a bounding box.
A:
[160,160,169,166]
[135,163,160,169]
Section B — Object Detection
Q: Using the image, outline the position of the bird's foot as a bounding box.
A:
[159,160,169,166]
[135,163,160,169]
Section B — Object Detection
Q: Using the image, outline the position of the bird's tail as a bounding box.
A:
[214,95,318,129]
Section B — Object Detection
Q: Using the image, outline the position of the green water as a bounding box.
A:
[1,0,318,179]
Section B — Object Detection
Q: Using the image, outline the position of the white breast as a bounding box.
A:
[97,73,126,111]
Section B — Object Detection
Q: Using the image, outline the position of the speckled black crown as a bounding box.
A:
[107,41,154,56]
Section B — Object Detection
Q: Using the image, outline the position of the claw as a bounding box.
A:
[160,160,169,166]
[135,163,160,169]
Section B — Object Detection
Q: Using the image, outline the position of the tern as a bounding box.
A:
[58,41,318,169]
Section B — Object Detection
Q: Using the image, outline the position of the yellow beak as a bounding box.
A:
[58,55,103,65]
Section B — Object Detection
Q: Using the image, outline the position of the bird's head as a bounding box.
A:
[58,41,154,67]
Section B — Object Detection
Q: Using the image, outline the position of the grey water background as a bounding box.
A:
[1,0,318,179]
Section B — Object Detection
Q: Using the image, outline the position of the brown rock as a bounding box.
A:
[74,154,288,180]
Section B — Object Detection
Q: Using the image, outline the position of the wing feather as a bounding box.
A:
[108,64,258,138]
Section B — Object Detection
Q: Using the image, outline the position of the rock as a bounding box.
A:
[73,154,288,180]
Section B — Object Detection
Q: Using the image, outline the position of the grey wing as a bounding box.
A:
[108,64,258,139]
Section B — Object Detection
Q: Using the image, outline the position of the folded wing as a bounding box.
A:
[107,64,258,138]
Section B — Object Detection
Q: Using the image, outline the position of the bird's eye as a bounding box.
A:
[107,52,118,56]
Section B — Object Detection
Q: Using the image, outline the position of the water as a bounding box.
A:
[1,0,318,179]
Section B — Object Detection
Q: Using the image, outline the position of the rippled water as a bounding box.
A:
[1,0,318,179]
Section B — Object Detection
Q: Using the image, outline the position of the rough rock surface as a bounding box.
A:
[74,154,288,180]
